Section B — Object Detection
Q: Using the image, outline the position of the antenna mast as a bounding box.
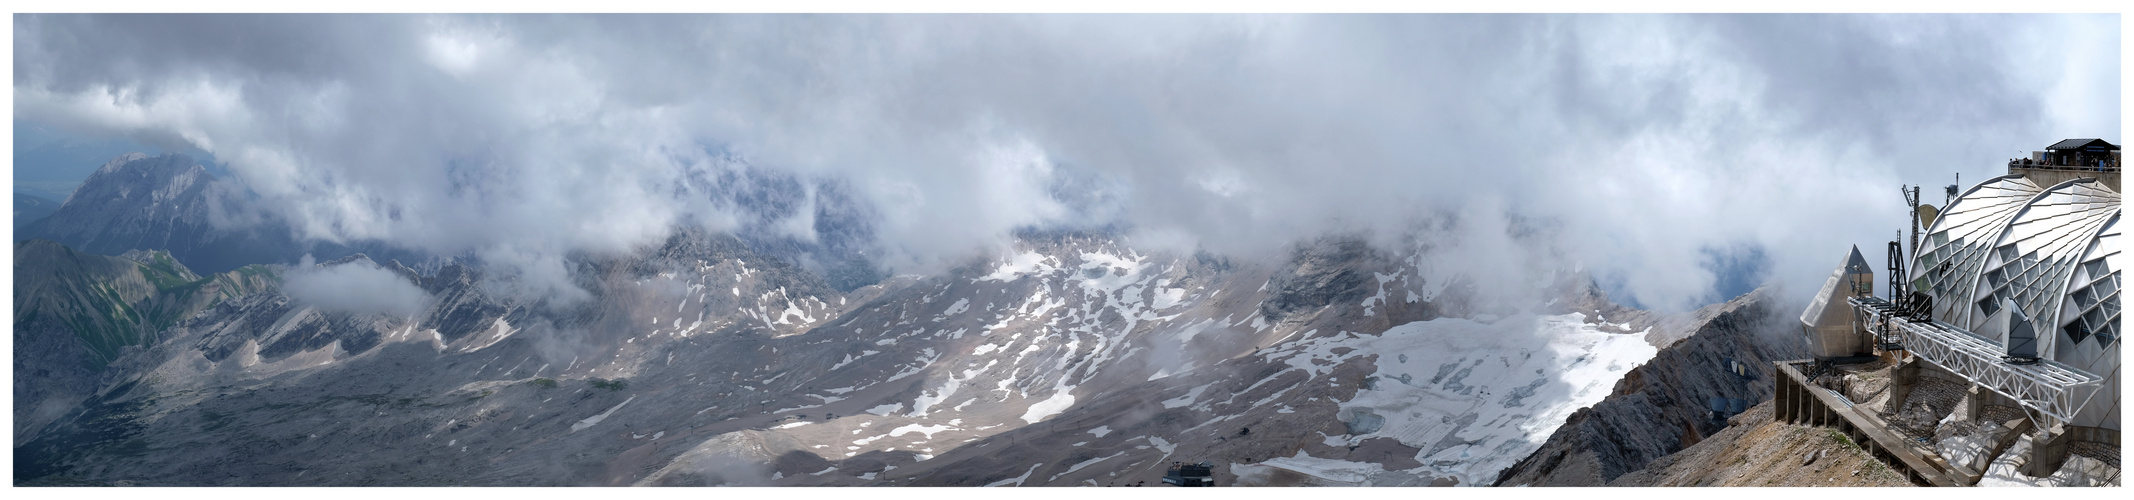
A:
[1889,234,1906,303]
[1904,185,1922,261]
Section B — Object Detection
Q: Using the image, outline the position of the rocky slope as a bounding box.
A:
[15,221,1684,486]
[14,154,1713,487]
[1606,400,1915,487]
[12,239,277,446]
[1492,287,1810,486]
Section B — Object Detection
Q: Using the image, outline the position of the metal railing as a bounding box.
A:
[1850,296,2104,423]
[2010,158,2121,172]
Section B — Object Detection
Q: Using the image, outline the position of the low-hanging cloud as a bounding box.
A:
[282,256,433,317]
[12,14,2119,312]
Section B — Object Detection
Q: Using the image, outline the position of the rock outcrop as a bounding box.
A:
[12,239,277,446]
[1493,287,1810,486]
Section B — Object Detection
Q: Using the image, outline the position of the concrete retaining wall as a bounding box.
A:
[1772,360,1966,486]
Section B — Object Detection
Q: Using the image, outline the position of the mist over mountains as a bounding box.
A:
[9,13,2117,488]
[13,147,1810,487]
[15,14,2116,313]
[18,162,1711,485]
[18,153,888,288]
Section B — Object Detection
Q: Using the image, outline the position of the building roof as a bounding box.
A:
[1911,175,2043,326]
[2046,138,2120,151]
[1910,174,2121,428]
[1843,244,1873,275]
[1802,245,1877,358]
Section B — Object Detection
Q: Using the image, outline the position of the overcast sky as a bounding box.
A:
[11,14,2121,311]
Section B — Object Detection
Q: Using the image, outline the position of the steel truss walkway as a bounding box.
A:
[1850,296,2103,422]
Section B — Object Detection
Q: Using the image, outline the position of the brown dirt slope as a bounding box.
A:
[1609,400,1915,487]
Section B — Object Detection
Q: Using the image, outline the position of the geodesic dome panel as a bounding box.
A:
[1911,175,2042,331]
[1910,174,2120,429]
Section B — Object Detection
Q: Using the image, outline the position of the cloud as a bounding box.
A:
[12,14,2118,311]
[282,255,432,317]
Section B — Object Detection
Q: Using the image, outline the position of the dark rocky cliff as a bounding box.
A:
[1493,287,1809,486]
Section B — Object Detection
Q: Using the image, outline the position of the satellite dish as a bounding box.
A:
[1917,204,1941,230]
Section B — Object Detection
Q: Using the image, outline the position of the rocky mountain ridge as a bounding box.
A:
[17,153,887,291]
[16,153,313,274]
[14,221,1698,486]
[12,153,1799,487]
[1492,287,1810,486]
[12,239,276,446]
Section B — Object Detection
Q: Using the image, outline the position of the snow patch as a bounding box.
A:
[1151,287,1188,310]
[888,424,959,439]
[985,462,1044,487]
[1020,390,1075,423]
[940,298,971,316]
[1162,383,1213,409]
[830,350,880,371]
[864,403,903,416]
[881,348,940,383]
[569,395,636,432]
[1051,451,1126,482]
[979,252,1054,282]
[1149,436,1176,456]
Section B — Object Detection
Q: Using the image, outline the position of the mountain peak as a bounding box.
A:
[24,152,303,274]
[91,152,152,176]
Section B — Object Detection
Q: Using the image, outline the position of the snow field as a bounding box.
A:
[1260,312,1657,485]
